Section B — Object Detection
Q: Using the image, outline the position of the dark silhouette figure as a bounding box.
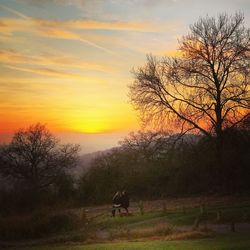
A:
[111,190,130,217]
[111,191,122,217]
[120,191,129,214]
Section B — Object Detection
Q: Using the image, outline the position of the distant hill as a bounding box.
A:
[73,147,118,176]
[73,133,202,176]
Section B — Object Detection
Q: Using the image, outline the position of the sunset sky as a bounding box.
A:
[0,0,249,153]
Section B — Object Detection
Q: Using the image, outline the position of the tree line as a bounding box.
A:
[79,118,250,205]
[0,119,249,213]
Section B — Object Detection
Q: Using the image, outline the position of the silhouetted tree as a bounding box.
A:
[119,130,170,162]
[0,124,80,193]
[130,13,250,155]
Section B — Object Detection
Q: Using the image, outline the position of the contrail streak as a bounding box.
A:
[79,38,117,56]
[0,4,118,56]
[0,4,29,19]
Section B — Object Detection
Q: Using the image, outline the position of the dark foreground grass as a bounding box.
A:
[18,233,250,250]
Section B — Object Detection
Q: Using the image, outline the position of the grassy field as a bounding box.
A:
[18,233,250,250]
[2,196,250,249]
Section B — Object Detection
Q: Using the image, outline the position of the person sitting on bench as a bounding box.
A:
[111,191,122,217]
[120,190,129,215]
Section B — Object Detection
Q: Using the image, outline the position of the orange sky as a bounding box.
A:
[0,0,249,152]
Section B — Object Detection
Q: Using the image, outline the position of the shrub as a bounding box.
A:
[0,210,85,240]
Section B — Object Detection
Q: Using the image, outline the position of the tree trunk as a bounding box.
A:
[215,94,224,192]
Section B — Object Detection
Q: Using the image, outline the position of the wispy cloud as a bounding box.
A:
[0,5,119,56]
[35,26,117,55]
[2,64,111,84]
[4,64,85,78]
[0,49,112,73]
[57,19,174,32]
[0,16,177,33]
[0,18,31,33]
[0,18,179,56]
[0,4,180,58]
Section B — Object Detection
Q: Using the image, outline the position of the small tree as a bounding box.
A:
[119,130,170,162]
[0,124,80,192]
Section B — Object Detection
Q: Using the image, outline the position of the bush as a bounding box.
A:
[0,209,85,240]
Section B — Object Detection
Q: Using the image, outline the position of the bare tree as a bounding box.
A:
[0,124,80,191]
[119,130,171,161]
[130,13,250,152]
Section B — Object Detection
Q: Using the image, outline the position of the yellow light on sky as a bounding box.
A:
[0,0,249,152]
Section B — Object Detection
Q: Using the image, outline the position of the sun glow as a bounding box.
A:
[70,120,111,134]
[63,104,139,134]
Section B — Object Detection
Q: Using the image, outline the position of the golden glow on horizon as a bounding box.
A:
[0,103,138,134]
[0,71,139,134]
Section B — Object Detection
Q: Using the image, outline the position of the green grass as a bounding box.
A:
[91,211,165,231]
[85,204,250,242]
[157,204,250,226]
[18,233,250,250]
